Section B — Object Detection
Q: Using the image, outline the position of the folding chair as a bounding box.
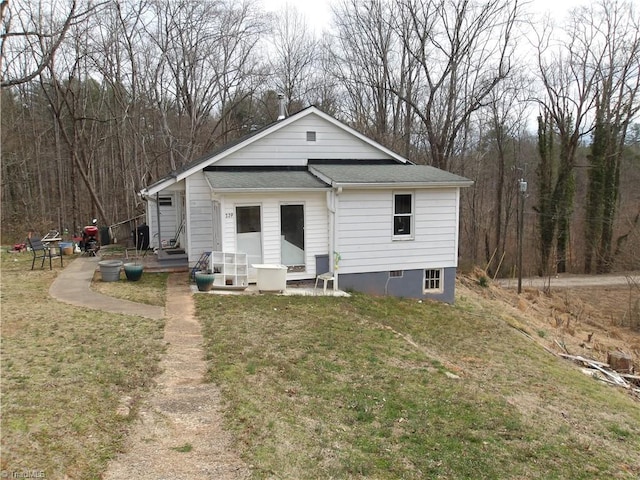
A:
[28,237,63,270]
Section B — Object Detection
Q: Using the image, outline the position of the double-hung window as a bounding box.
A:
[393,192,413,239]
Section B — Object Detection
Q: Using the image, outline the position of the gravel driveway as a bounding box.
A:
[497,272,639,289]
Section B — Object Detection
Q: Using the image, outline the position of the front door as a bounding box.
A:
[235,205,262,282]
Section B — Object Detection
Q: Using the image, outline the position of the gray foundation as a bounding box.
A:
[337,267,457,304]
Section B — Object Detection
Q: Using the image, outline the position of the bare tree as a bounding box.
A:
[395,0,520,171]
[143,0,267,170]
[1,1,113,231]
[38,6,114,229]
[581,0,640,273]
[0,81,55,230]
[331,0,418,156]
[476,74,531,273]
[535,111,557,276]
[267,5,319,113]
[309,33,341,116]
[0,0,107,88]
[533,11,601,273]
[88,0,153,219]
[533,0,640,275]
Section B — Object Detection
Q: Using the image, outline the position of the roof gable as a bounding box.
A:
[140,106,408,196]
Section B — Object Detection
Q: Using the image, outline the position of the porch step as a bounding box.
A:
[156,248,188,269]
[158,248,186,256]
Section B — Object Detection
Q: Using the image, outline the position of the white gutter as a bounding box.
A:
[324,181,474,189]
[209,187,331,193]
[155,192,162,251]
[139,173,179,198]
[326,189,339,290]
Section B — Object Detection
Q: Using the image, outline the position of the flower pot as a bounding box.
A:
[124,263,144,282]
[98,260,123,282]
[195,271,216,292]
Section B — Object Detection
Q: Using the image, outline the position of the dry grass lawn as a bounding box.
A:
[2,247,639,479]
[0,250,166,478]
[197,276,640,479]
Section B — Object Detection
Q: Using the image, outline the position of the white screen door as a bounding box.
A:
[236,205,262,281]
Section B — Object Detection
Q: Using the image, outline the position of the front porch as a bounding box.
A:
[98,246,347,296]
[99,245,189,273]
[191,281,350,297]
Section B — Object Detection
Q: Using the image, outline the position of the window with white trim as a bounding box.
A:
[424,269,443,292]
[393,193,413,238]
[159,196,173,206]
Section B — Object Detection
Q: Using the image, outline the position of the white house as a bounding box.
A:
[139,106,472,303]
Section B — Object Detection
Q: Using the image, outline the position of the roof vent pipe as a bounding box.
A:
[277,93,287,121]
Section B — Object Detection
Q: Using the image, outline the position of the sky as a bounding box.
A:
[259,0,598,134]
[260,0,333,34]
[260,0,592,34]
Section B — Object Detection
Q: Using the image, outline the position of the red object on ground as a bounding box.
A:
[83,226,98,236]
[13,243,26,252]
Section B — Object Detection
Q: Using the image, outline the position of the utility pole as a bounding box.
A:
[517,178,528,294]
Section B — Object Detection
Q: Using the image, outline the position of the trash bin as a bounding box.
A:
[100,227,111,246]
[252,264,287,292]
[135,224,150,250]
[98,260,122,282]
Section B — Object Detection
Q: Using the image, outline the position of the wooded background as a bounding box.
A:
[1,0,638,277]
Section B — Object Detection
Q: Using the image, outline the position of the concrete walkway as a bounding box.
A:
[49,256,249,479]
[103,273,250,480]
[49,257,165,320]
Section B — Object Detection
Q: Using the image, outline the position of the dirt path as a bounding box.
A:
[103,273,250,480]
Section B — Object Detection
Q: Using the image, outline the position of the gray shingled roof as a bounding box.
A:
[309,164,473,186]
[205,170,329,190]
[204,164,472,191]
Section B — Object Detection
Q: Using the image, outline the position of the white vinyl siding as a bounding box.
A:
[147,189,183,249]
[336,188,460,274]
[158,198,177,246]
[220,191,328,280]
[215,114,393,167]
[186,173,215,265]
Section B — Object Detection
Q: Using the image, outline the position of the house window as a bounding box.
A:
[424,269,443,292]
[236,205,261,233]
[389,270,403,278]
[306,131,316,142]
[393,193,413,238]
[159,196,173,206]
